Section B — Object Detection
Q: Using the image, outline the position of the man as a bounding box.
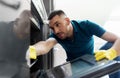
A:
[0,10,31,78]
[30,10,120,63]
[29,10,120,78]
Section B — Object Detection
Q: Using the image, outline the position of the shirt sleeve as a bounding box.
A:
[85,20,106,37]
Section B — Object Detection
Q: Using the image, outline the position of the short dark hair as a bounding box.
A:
[48,10,66,20]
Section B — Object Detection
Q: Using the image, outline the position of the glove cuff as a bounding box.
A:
[108,48,117,60]
[29,46,37,59]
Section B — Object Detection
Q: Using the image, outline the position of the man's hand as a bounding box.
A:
[29,46,37,59]
[94,48,117,61]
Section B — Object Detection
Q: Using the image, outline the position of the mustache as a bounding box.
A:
[56,32,62,35]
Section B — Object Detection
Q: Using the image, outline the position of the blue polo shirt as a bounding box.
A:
[49,20,106,61]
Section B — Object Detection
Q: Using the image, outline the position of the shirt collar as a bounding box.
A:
[71,20,78,33]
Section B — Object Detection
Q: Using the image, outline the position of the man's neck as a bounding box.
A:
[67,23,74,39]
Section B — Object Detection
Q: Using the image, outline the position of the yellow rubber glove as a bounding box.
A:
[95,48,117,61]
[29,46,37,59]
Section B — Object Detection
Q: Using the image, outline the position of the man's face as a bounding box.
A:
[49,15,70,39]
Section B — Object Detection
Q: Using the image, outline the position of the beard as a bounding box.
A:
[56,32,66,40]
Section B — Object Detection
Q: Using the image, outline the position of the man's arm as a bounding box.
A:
[111,38,120,56]
[33,38,57,55]
[101,31,120,54]
[95,31,120,61]
[101,31,118,42]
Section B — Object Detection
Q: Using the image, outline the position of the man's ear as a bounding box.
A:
[65,17,70,25]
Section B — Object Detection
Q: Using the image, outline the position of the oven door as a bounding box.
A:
[43,54,120,78]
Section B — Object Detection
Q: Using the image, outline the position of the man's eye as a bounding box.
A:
[56,23,60,27]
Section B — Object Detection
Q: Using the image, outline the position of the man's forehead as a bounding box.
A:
[49,15,64,25]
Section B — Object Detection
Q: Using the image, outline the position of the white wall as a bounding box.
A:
[54,0,120,26]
